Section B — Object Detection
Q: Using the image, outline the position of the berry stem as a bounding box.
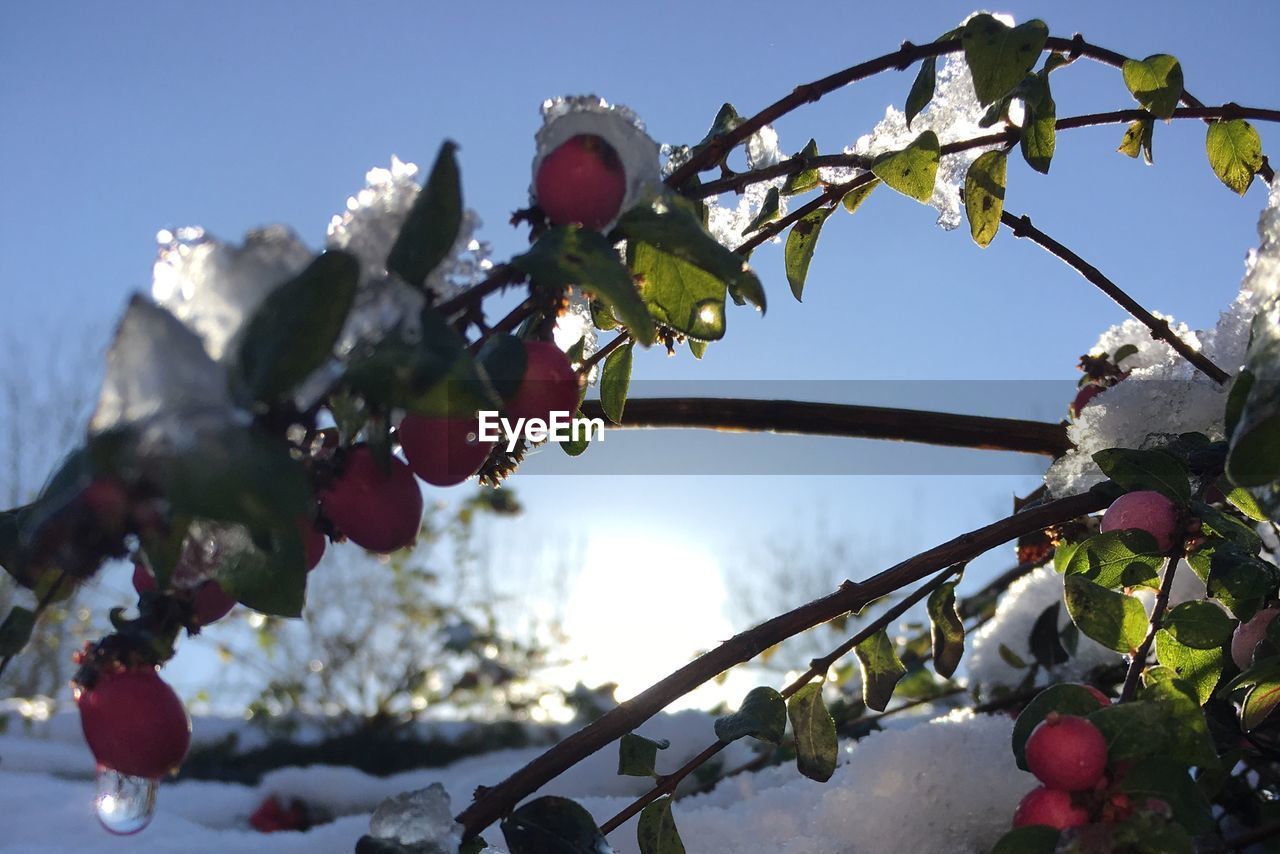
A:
[1118,553,1183,703]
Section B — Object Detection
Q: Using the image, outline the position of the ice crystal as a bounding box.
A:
[368,783,462,852]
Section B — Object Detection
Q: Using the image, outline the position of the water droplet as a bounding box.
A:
[94,767,157,835]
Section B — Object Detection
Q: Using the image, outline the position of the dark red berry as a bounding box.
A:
[78,667,191,778]
[1012,786,1089,830]
[399,414,495,487]
[320,446,423,553]
[505,341,579,426]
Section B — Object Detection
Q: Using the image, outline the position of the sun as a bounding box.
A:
[559,533,737,706]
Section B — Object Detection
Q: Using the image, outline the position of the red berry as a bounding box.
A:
[535,134,627,230]
[132,562,157,595]
[506,341,579,426]
[1025,714,1108,791]
[399,414,495,487]
[191,580,236,625]
[1100,490,1179,553]
[78,667,191,778]
[1070,384,1104,418]
[1232,606,1280,670]
[1012,786,1090,830]
[320,446,423,553]
[300,517,326,572]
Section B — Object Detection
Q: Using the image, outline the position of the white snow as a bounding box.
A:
[0,704,1031,854]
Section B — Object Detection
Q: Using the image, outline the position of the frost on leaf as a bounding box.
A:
[1047,180,1280,496]
[89,297,234,436]
[533,95,661,230]
[152,225,313,361]
[327,156,493,301]
[368,783,463,853]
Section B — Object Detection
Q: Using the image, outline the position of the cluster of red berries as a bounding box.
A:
[249,794,313,833]
[1013,708,1166,831]
[320,340,578,553]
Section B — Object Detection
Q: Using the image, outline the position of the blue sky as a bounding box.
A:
[2,1,1278,685]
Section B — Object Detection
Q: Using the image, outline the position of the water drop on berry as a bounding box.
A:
[93,767,157,835]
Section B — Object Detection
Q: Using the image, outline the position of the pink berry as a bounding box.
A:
[399,414,495,487]
[1070,384,1104,418]
[1025,714,1108,791]
[320,446,423,553]
[535,134,627,230]
[1012,786,1090,830]
[78,667,191,779]
[505,341,580,426]
[1232,607,1280,670]
[1100,490,1179,553]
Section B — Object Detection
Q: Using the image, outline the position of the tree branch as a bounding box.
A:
[666,32,1274,189]
[600,563,966,834]
[578,397,1071,457]
[999,211,1231,385]
[455,489,1108,839]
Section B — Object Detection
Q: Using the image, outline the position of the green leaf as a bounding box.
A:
[1019,75,1056,174]
[1011,684,1107,770]
[233,250,359,403]
[559,408,592,457]
[964,149,1006,247]
[1155,629,1222,705]
[630,242,725,341]
[870,131,940,203]
[1193,500,1263,551]
[476,334,528,403]
[1243,676,1280,730]
[998,643,1029,669]
[513,226,655,347]
[1091,448,1191,505]
[1225,369,1255,440]
[636,797,685,854]
[926,576,964,678]
[781,139,820,196]
[786,683,837,782]
[714,686,786,744]
[960,15,1049,106]
[201,520,308,617]
[1196,539,1277,620]
[1063,530,1165,589]
[344,307,499,417]
[1029,603,1070,668]
[1115,757,1213,835]
[854,629,907,711]
[0,606,36,656]
[387,141,463,290]
[617,198,766,315]
[840,178,879,214]
[618,732,669,777]
[905,58,937,130]
[991,826,1060,854]
[688,339,707,360]
[1136,667,1220,767]
[784,206,835,302]
[500,796,613,854]
[1053,538,1082,574]
[1063,575,1148,653]
[1121,55,1184,120]
[1226,485,1268,522]
[741,187,781,234]
[1162,601,1234,649]
[1206,119,1264,195]
[600,343,634,424]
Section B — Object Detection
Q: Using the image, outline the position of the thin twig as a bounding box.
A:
[455,490,1108,839]
[1000,211,1230,385]
[578,333,630,376]
[1118,554,1182,703]
[692,105,1280,199]
[434,264,523,317]
[667,33,1274,188]
[577,397,1070,457]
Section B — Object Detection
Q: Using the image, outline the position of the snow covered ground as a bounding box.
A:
[0,706,1033,853]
